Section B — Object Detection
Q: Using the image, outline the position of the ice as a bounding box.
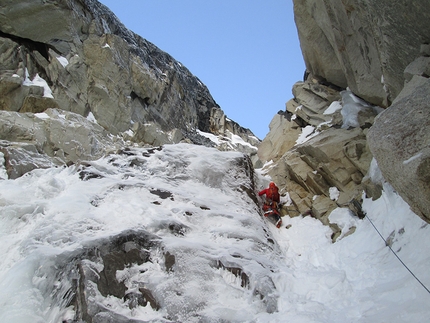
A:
[340,90,370,128]
[0,143,429,322]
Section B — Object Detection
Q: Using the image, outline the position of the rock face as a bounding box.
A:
[257,0,430,226]
[259,75,377,239]
[0,0,258,156]
[368,50,430,222]
[293,0,430,107]
[369,25,430,223]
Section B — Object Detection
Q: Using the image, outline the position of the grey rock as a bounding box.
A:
[0,0,258,149]
[265,126,371,224]
[257,111,302,164]
[404,57,430,83]
[293,0,430,106]
[368,78,430,222]
[0,141,62,179]
[0,109,115,176]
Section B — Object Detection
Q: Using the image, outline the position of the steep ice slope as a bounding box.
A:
[0,144,429,322]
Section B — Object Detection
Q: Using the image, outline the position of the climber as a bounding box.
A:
[258,182,282,228]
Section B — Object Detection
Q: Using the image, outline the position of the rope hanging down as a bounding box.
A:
[365,215,430,295]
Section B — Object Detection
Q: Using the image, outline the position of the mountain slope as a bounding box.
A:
[0,0,259,152]
[1,143,430,322]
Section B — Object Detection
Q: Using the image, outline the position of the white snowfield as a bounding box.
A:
[0,143,429,322]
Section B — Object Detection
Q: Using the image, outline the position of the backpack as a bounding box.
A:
[267,185,279,203]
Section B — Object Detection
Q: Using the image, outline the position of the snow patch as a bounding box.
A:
[295,125,318,145]
[35,112,50,120]
[0,152,7,179]
[56,56,69,68]
[324,100,342,115]
[124,129,134,137]
[329,207,359,240]
[22,68,54,98]
[403,152,422,165]
[340,90,372,129]
[86,112,98,124]
[367,158,385,185]
[329,186,340,201]
[197,129,220,145]
[229,131,257,150]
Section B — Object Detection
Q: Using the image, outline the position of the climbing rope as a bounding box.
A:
[365,214,430,295]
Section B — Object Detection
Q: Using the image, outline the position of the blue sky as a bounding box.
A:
[98,0,305,139]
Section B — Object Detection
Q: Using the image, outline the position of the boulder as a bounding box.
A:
[257,111,302,164]
[0,141,62,179]
[368,77,430,222]
[289,80,340,126]
[293,0,430,106]
[404,57,430,83]
[258,78,342,165]
[0,109,115,177]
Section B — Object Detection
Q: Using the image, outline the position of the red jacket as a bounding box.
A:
[258,187,280,203]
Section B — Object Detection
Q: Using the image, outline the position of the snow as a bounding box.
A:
[323,100,342,115]
[229,131,257,149]
[0,152,7,179]
[86,111,98,124]
[340,90,373,129]
[0,143,429,322]
[197,129,258,151]
[22,68,54,98]
[56,56,69,68]
[403,152,422,165]
[339,90,383,129]
[329,186,340,201]
[197,129,221,145]
[329,207,358,240]
[34,112,50,120]
[295,125,319,145]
